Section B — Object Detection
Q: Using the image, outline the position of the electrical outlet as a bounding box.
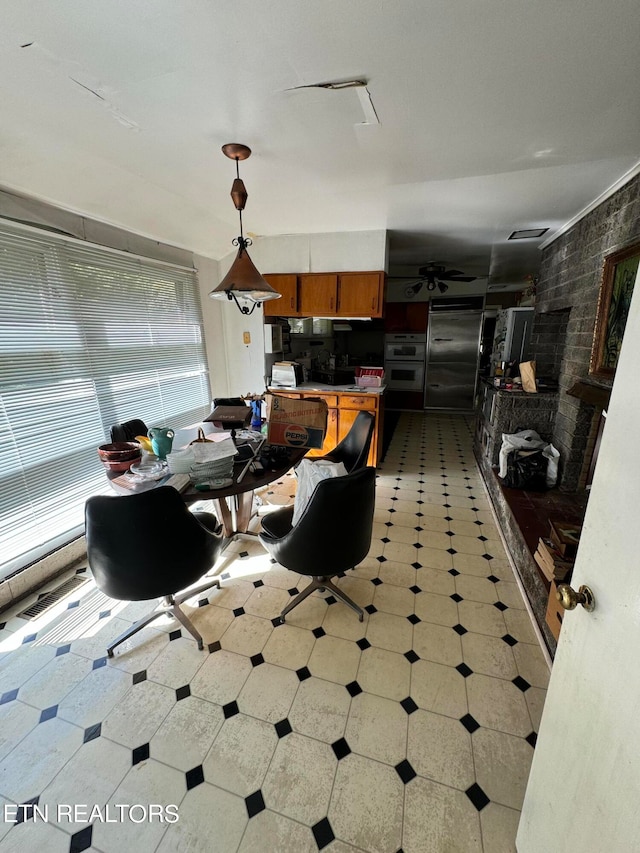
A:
[243,331,251,345]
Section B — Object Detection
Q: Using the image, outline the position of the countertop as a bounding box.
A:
[268,382,386,396]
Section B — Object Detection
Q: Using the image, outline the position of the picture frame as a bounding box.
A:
[589,240,640,379]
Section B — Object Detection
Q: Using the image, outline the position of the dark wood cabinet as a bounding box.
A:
[263,274,299,317]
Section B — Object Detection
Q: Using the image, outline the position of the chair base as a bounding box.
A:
[106,576,221,657]
[280,575,363,623]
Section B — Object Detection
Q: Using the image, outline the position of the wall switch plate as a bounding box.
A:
[243,331,251,345]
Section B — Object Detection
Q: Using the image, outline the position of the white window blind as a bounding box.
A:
[0,221,210,580]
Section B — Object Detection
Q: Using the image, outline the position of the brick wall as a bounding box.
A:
[534,173,640,490]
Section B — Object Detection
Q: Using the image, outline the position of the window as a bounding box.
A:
[0,221,210,579]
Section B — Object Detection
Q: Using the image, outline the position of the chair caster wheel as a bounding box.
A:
[197,640,204,650]
[358,614,364,622]
[107,649,114,658]
[279,616,286,624]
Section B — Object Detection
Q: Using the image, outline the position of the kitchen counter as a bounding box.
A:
[269,382,386,395]
[267,383,386,466]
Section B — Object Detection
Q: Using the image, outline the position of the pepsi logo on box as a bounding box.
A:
[265,394,328,450]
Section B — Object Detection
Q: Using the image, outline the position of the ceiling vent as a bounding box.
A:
[508,228,549,240]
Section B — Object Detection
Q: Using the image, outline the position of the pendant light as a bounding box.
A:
[208,143,281,315]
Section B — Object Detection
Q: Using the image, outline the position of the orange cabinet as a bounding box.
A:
[337,272,384,318]
[262,270,385,319]
[263,274,299,317]
[294,389,385,467]
[298,274,338,315]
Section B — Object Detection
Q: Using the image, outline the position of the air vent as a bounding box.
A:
[508,228,548,240]
[17,575,88,620]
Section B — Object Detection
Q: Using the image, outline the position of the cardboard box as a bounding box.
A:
[534,537,573,583]
[549,520,582,560]
[266,393,328,450]
[546,580,564,641]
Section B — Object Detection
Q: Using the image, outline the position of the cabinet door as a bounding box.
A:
[263,274,298,317]
[298,274,338,315]
[337,272,384,317]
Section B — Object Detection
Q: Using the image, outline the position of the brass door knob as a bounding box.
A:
[556,584,595,612]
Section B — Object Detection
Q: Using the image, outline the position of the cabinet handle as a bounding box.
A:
[290,296,294,309]
[330,297,334,310]
[371,297,376,311]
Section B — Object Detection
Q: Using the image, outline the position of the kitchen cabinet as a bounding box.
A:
[384,301,428,332]
[298,274,338,315]
[337,272,384,317]
[263,274,299,317]
[273,388,384,466]
[261,270,385,319]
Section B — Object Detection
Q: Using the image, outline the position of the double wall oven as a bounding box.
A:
[384,333,426,392]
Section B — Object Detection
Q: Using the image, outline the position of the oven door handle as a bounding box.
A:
[432,338,453,342]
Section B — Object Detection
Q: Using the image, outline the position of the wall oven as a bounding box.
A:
[384,333,426,392]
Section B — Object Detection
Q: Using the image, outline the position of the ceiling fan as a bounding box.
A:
[394,263,477,297]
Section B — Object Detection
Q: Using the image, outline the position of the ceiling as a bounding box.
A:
[1,0,639,291]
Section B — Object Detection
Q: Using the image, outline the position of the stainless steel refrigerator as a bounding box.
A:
[424,306,483,410]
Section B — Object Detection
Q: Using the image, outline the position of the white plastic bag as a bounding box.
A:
[292,459,347,525]
[498,429,560,488]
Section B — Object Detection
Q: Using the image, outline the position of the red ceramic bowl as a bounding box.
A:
[97,442,141,462]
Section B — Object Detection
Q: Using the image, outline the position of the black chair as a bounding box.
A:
[110,418,148,443]
[320,410,375,472]
[259,466,376,622]
[85,486,224,656]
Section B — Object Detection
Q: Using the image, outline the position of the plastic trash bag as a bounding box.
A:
[292,458,347,525]
[498,429,560,489]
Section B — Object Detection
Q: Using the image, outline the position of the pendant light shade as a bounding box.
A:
[209,143,281,315]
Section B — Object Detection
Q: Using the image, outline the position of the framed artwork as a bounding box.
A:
[590,240,640,379]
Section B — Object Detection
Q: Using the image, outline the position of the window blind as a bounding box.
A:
[0,221,210,580]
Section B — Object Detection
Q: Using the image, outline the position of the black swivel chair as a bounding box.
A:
[319,410,375,472]
[85,486,224,656]
[259,466,376,622]
[110,418,149,443]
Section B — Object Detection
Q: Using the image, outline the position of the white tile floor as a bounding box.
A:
[0,413,549,852]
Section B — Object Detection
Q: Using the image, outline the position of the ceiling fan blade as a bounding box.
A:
[441,269,465,278]
[442,275,476,282]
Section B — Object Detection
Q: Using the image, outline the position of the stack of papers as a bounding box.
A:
[189,437,238,484]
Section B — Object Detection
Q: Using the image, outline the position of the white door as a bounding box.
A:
[517,269,640,852]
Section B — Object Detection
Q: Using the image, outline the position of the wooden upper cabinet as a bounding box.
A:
[298,274,338,315]
[262,274,299,317]
[337,272,384,317]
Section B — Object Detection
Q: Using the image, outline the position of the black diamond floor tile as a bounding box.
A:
[331,737,351,759]
[275,718,293,738]
[185,764,205,790]
[176,684,191,701]
[132,743,150,765]
[312,817,335,850]
[400,696,418,715]
[512,675,531,692]
[395,758,417,784]
[245,789,266,818]
[460,713,480,734]
[83,722,102,743]
[70,824,93,852]
[465,782,490,811]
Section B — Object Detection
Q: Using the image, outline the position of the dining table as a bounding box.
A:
[181,441,306,538]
